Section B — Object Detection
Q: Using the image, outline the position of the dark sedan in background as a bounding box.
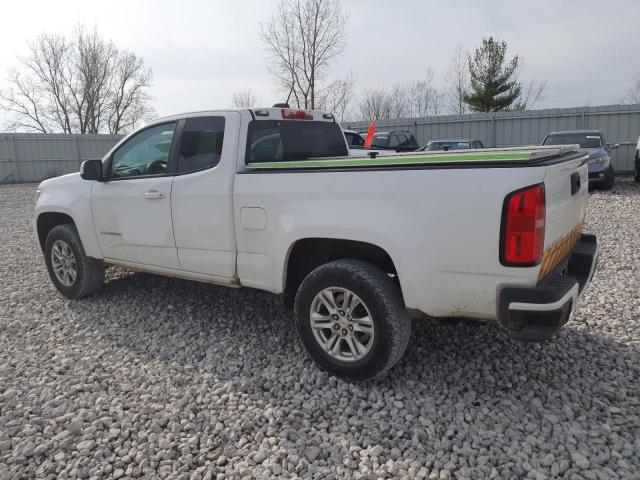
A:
[542,130,618,190]
[369,130,420,152]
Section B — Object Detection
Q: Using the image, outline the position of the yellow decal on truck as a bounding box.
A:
[538,221,584,281]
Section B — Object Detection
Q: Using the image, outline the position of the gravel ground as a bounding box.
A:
[0,179,639,480]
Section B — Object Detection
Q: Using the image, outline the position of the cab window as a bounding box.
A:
[110,123,176,178]
[177,116,226,174]
[246,120,347,163]
[352,133,365,146]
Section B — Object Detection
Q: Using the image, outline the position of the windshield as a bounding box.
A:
[425,141,471,151]
[543,133,602,149]
[246,120,348,163]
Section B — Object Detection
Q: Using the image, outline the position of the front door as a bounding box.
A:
[92,121,180,269]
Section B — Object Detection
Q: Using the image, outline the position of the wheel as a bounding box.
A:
[635,157,640,183]
[44,224,104,299]
[294,259,411,380]
[602,166,615,190]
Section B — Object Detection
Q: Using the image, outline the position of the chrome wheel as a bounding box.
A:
[51,240,77,287]
[310,287,375,362]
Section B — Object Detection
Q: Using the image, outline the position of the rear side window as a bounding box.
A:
[345,132,364,147]
[397,134,411,147]
[177,116,225,173]
[246,120,347,163]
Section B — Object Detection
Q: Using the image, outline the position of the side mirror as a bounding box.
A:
[608,143,620,150]
[80,159,103,181]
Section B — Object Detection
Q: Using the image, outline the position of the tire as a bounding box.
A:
[44,224,104,299]
[634,157,640,183]
[294,259,411,380]
[602,166,615,190]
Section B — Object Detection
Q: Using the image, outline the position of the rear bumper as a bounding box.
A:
[498,234,598,341]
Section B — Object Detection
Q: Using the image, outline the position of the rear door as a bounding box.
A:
[91,122,180,269]
[170,113,240,278]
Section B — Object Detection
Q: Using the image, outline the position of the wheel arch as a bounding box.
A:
[36,211,76,252]
[282,237,401,305]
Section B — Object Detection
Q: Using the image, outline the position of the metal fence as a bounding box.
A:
[0,133,123,183]
[345,103,640,173]
[1,104,639,183]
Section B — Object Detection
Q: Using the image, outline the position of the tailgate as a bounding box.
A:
[538,153,589,280]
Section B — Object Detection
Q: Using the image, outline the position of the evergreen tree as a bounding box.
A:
[463,37,521,112]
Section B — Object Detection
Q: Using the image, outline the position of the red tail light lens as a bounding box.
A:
[281,108,313,120]
[501,184,545,266]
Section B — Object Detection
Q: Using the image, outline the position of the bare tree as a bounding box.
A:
[357,69,444,121]
[232,89,258,108]
[260,0,348,109]
[623,73,640,104]
[509,79,547,111]
[315,73,355,122]
[0,26,154,134]
[387,84,409,118]
[446,45,469,116]
[406,69,444,117]
[358,88,392,121]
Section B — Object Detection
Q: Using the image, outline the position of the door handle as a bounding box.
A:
[144,190,165,200]
[570,172,581,196]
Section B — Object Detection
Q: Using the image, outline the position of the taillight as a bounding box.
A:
[281,108,313,120]
[500,184,545,266]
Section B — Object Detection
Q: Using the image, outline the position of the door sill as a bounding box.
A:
[103,258,241,288]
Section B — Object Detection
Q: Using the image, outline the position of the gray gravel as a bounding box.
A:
[1,179,639,479]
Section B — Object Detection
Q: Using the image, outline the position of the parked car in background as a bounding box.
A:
[542,130,618,190]
[420,139,484,151]
[343,130,365,149]
[635,135,639,183]
[370,130,420,152]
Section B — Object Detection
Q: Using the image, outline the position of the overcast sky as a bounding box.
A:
[1,0,639,122]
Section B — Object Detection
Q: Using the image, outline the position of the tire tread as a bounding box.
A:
[295,259,411,379]
[45,224,104,299]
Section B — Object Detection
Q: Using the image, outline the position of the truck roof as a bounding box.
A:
[428,138,480,142]
[546,129,601,135]
[373,130,414,135]
[149,107,336,124]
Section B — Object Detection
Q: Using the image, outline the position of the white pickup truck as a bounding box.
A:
[34,107,598,379]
